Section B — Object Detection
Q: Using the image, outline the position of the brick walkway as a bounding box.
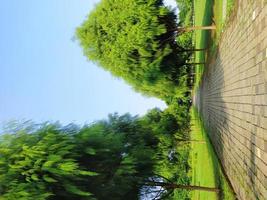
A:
[194,0,267,199]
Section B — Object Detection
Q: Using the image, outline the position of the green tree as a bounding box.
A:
[76,0,190,100]
[0,125,96,200]
[75,113,158,200]
[0,111,197,200]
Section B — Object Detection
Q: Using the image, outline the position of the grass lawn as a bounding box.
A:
[193,0,213,86]
[193,0,234,89]
[191,1,236,199]
[189,107,236,200]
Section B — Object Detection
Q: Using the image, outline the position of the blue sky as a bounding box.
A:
[0,0,178,127]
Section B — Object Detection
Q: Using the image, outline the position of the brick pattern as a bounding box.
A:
[194,0,267,199]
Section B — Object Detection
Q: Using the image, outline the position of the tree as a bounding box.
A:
[0,125,97,200]
[0,110,194,200]
[141,175,219,200]
[139,109,218,199]
[74,113,159,200]
[76,0,191,100]
[177,25,216,32]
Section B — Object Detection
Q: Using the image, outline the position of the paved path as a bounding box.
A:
[194,0,267,199]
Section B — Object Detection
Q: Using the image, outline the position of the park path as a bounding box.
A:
[194,0,267,199]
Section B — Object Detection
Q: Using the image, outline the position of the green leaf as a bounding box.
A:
[65,184,92,197]
[31,174,39,181]
[43,175,57,183]
[85,147,96,155]
[58,162,78,172]
[77,170,98,176]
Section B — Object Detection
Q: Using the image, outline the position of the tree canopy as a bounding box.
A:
[76,0,190,101]
[0,108,192,200]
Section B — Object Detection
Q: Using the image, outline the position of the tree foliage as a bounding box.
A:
[0,2,196,199]
[76,0,190,100]
[175,0,193,54]
[0,125,96,200]
[0,109,191,200]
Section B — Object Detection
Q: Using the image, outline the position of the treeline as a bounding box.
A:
[0,107,191,199]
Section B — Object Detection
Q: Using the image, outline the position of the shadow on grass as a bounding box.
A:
[194,0,213,86]
[191,107,237,200]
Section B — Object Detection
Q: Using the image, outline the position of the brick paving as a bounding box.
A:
[194,0,267,199]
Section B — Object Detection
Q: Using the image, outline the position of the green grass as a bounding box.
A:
[190,1,236,199]
[193,0,234,89]
[190,107,216,200]
[193,0,213,87]
[189,107,236,200]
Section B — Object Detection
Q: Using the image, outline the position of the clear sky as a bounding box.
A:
[0,0,179,127]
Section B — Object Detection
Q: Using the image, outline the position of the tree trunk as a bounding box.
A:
[177,48,207,52]
[185,62,206,65]
[164,183,219,192]
[175,139,206,144]
[147,181,219,193]
[177,25,216,32]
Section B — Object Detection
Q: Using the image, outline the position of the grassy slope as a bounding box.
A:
[190,107,235,200]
